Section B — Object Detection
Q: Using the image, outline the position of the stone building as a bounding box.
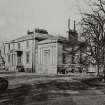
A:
[4,29,55,72]
[4,29,68,74]
[4,26,87,74]
[36,36,66,74]
[0,50,5,70]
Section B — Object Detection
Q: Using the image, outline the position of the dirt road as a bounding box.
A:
[0,72,105,105]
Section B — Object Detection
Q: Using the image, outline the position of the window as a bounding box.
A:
[18,43,21,49]
[39,48,44,65]
[26,52,30,63]
[13,43,15,49]
[4,45,5,55]
[8,55,10,63]
[8,44,10,50]
[44,49,50,65]
[17,56,21,64]
[44,49,50,56]
[52,46,56,65]
[26,40,29,48]
[12,54,14,66]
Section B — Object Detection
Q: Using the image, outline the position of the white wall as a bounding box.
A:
[57,43,63,66]
[5,39,34,72]
[36,42,58,74]
[22,40,33,70]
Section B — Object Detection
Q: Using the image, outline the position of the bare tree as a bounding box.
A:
[80,0,105,76]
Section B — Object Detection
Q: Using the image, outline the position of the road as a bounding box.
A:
[0,72,105,105]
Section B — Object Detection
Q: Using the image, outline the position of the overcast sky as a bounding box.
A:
[0,0,90,42]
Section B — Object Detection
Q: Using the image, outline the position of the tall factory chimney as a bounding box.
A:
[68,18,70,31]
[74,20,76,32]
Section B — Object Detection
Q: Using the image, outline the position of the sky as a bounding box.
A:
[0,0,90,42]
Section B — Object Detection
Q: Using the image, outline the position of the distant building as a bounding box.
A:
[36,36,66,74]
[0,50,5,70]
[4,26,88,74]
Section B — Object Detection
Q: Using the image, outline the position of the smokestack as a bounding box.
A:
[74,20,76,32]
[68,18,70,31]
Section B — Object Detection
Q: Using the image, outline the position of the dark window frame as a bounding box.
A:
[8,44,10,50]
[8,54,10,63]
[26,52,30,63]
[18,43,21,49]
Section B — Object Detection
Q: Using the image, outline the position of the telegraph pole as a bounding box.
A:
[32,30,36,73]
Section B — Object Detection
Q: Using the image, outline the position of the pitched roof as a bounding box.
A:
[38,35,67,44]
[5,33,54,43]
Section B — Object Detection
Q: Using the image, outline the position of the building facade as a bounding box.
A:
[0,50,5,70]
[4,29,65,74]
[4,28,89,74]
[4,32,35,72]
[36,37,64,74]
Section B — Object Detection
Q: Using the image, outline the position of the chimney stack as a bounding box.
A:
[68,18,70,31]
[74,20,76,32]
[27,30,34,35]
